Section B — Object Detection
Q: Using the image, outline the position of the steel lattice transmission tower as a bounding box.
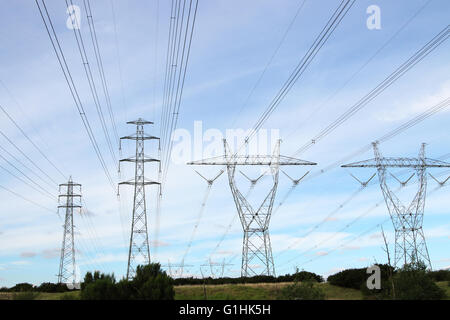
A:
[189,139,316,277]
[342,142,450,269]
[118,118,160,279]
[57,177,82,285]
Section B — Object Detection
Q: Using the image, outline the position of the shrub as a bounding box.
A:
[361,278,394,300]
[327,264,393,290]
[80,272,118,300]
[393,262,446,300]
[36,282,69,293]
[10,283,35,292]
[327,268,366,290]
[278,280,325,300]
[128,264,174,300]
[80,263,174,300]
[428,269,450,282]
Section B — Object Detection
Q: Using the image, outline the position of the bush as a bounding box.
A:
[129,264,174,300]
[327,268,366,289]
[278,280,325,300]
[80,263,174,300]
[361,278,394,300]
[80,272,118,300]
[393,262,446,300]
[327,264,393,290]
[428,269,450,282]
[36,282,69,293]
[9,283,35,292]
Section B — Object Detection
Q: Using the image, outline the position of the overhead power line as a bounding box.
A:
[0,160,55,201]
[0,183,55,213]
[0,138,56,191]
[35,0,115,189]
[66,0,118,167]
[160,0,199,187]
[284,0,434,140]
[230,0,309,128]
[83,0,120,145]
[240,0,356,150]
[293,25,450,157]
[0,128,59,186]
[0,103,66,181]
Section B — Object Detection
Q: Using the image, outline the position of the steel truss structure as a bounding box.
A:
[119,118,160,279]
[342,142,450,269]
[189,139,316,277]
[57,177,82,285]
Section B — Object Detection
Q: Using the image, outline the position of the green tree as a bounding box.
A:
[10,283,34,292]
[393,261,446,300]
[130,263,174,300]
[80,263,174,300]
[80,273,118,300]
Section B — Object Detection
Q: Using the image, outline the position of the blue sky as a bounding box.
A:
[0,0,450,287]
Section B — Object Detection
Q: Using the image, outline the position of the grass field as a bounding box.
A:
[0,281,448,300]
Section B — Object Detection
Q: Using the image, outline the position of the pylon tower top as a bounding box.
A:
[342,142,450,269]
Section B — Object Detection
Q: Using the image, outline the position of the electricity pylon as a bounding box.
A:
[57,177,81,286]
[342,142,450,269]
[188,139,316,277]
[118,118,160,279]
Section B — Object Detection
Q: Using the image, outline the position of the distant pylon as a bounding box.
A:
[342,142,450,269]
[57,177,82,286]
[118,118,160,279]
[189,139,316,277]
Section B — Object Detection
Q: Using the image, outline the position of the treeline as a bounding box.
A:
[0,269,323,293]
[0,282,72,293]
[172,270,324,286]
[327,262,449,300]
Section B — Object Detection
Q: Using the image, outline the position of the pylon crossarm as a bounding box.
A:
[119,157,160,162]
[120,135,159,140]
[188,155,316,166]
[342,157,450,168]
[126,118,153,125]
[119,179,160,186]
[58,205,82,208]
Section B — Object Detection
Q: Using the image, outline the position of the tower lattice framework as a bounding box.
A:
[189,139,316,277]
[119,118,160,279]
[342,142,450,269]
[57,177,81,285]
